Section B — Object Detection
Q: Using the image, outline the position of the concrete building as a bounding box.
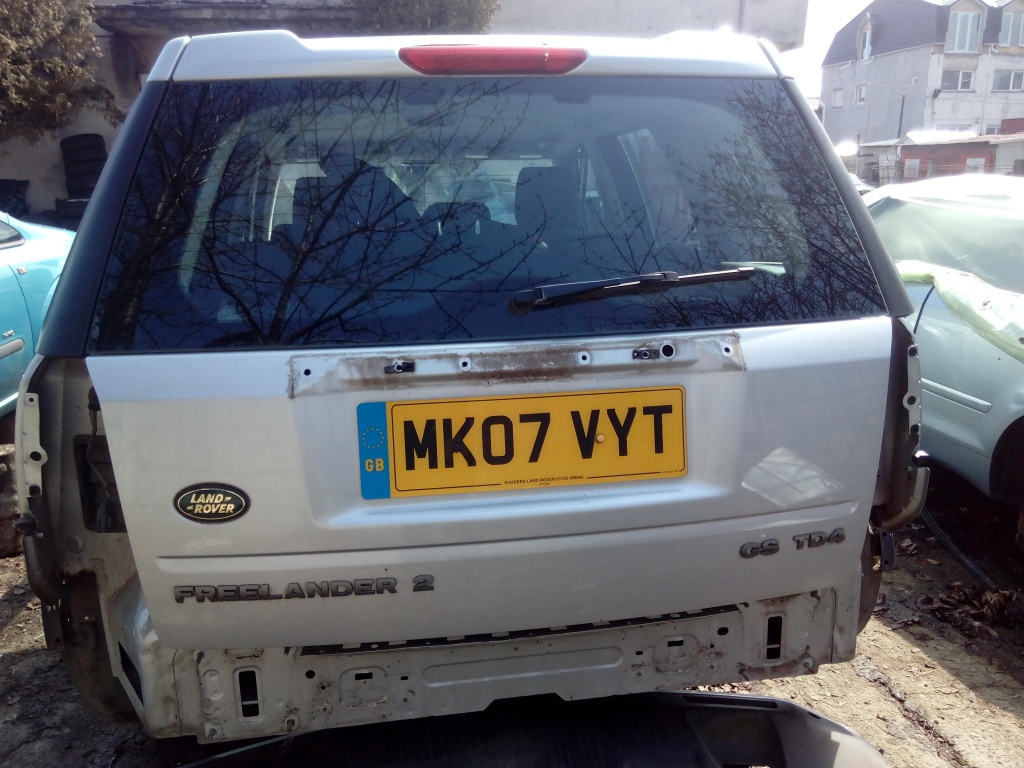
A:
[821,0,1024,154]
[1,0,808,218]
[489,0,808,43]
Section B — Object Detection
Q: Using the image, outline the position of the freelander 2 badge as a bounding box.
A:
[174,484,250,523]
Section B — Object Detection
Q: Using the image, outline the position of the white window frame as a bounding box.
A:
[995,69,1024,91]
[1000,12,1014,47]
[942,69,974,90]
[951,11,981,53]
[965,157,986,173]
[856,84,867,104]
[1020,13,1024,46]
[831,88,845,108]
[859,25,873,60]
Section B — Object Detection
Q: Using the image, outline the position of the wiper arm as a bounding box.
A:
[507,267,757,314]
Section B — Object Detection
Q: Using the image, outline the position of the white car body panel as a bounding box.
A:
[162,31,781,83]
[88,318,891,650]
[905,281,1024,496]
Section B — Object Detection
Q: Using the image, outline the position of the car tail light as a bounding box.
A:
[398,46,587,75]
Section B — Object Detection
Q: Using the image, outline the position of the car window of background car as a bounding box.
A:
[0,220,24,248]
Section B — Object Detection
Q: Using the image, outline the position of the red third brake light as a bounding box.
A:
[399,46,587,75]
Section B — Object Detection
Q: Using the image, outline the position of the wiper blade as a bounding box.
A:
[507,267,757,314]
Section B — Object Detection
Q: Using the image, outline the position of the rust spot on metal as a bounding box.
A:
[757,593,804,608]
[290,332,745,397]
[739,652,816,681]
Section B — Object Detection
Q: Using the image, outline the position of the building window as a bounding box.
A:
[965,157,986,173]
[859,23,873,60]
[1000,12,1015,46]
[994,69,1024,91]
[904,158,920,179]
[941,69,974,90]
[832,88,845,108]
[856,84,867,104]
[951,12,981,52]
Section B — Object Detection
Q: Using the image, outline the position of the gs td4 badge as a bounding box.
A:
[175,484,250,523]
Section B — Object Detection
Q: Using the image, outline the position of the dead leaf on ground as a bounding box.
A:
[925,584,1024,638]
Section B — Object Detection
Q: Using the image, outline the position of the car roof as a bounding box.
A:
[150,30,784,83]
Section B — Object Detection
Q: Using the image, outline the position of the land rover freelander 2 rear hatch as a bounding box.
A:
[78,64,894,649]
[21,37,923,742]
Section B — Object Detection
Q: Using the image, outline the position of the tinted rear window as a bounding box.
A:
[91,77,884,352]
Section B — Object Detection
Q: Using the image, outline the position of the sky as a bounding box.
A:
[778,0,874,97]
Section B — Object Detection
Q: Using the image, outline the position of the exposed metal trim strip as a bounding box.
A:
[922,377,992,413]
[300,604,739,657]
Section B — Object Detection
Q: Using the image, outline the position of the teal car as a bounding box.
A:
[0,212,73,417]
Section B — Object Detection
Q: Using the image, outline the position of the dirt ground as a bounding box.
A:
[1,465,1023,767]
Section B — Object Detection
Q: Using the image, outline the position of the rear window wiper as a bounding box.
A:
[507,267,757,314]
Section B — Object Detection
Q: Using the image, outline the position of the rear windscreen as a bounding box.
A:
[91,77,885,351]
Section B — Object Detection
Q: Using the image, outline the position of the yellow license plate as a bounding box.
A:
[357,387,686,498]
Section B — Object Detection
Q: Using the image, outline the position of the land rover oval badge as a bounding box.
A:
[175,484,250,523]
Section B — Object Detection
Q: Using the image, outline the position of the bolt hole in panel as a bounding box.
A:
[236,668,261,718]
[119,643,144,703]
[287,334,738,397]
[342,667,388,707]
[653,613,739,673]
[766,616,783,661]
